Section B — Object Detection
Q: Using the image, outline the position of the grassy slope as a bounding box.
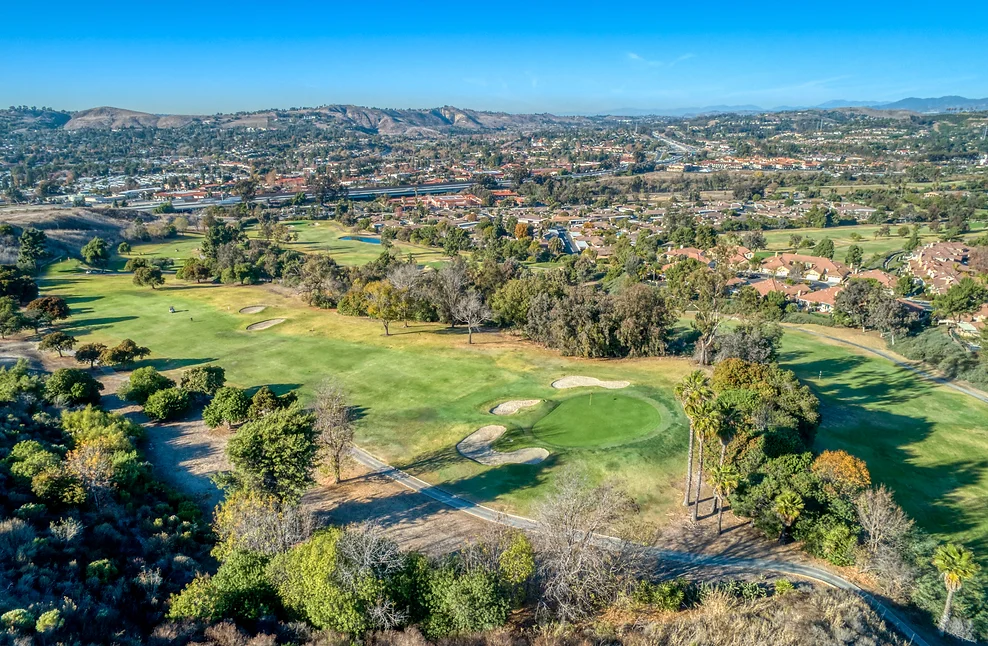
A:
[759,222,987,263]
[780,329,988,556]
[41,260,691,521]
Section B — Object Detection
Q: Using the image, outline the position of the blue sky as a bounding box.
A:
[4,0,987,115]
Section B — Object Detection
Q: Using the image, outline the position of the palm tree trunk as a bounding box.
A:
[683,424,694,506]
[692,438,704,522]
[939,588,956,634]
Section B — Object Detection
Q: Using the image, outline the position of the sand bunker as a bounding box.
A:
[490,399,541,416]
[457,425,549,466]
[551,376,630,390]
[246,318,286,331]
[239,305,267,314]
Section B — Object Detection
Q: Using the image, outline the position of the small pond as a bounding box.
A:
[339,235,381,244]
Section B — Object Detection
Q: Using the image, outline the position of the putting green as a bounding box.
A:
[532,393,662,448]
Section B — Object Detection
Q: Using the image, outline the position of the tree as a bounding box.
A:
[533,471,646,622]
[203,387,252,428]
[232,176,259,205]
[120,366,175,404]
[99,339,150,366]
[81,236,109,270]
[211,488,313,560]
[430,259,470,327]
[17,228,49,272]
[709,463,740,535]
[845,244,863,268]
[364,280,402,336]
[774,490,804,544]
[812,238,835,259]
[453,291,491,344]
[249,385,297,418]
[0,296,24,339]
[117,241,131,254]
[933,544,980,634]
[313,380,354,484]
[38,331,76,357]
[934,277,988,323]
[311,174,347,205]
[133,266,164,289]
[856,485,913,556]
[675,371,712,507]
[513,222,530,240]
[227,406,318,503]
[690,400,722,522]
[44,368,103,406]
[143,387,190,421]
[180,365,226,396]
[26,296,70,323]
[387,263,421,327]
[74,342,106,369]
[811,449,871,496]
[176,258,213,283]
[0,265,39,303]
[612,283,678,357]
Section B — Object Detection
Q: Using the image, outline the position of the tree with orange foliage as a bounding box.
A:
[812,449,871,495]
[514,222,531,240]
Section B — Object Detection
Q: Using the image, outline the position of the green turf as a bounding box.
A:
[532,393,662,448]
[779,328,988,558]
[37,259,692,522]
[277,220,448,266]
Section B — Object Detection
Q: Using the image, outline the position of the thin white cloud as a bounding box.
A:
[627,51,695,68]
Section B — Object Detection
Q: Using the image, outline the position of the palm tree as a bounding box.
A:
[709,464,740,535]
[933,544,980,634]
[774,490,804,544]
[690,400,722,523]
[675,371,712,507]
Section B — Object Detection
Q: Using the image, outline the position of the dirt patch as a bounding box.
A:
[246,318,285,331]
[490,399,541,415]
[304,462,490,556]
[239,305,267,314]
[457,425,549,466]
[551,375,631,389]
[144,416,230,510]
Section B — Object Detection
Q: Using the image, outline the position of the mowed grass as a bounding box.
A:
[39,260,692,521]
[532,393,663,448]
[277,220,448,267]
[760,221,988,263]
[779,328,988,557]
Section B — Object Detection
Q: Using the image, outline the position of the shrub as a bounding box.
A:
[1,609,34,633]
[121,366,175,404]
[631,579,687,610]
[35,609,63,634]
[143,387,189,421]
[423,565,510,638]
[7,440,60,483]
[774,578,795,595]
[44,368,103,406]
[203,387,251,428]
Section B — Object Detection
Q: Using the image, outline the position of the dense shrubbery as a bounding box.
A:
[0,361,212,644]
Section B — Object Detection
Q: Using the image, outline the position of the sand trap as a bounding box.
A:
[239,305,267,314]
[457,425,549,466]
[246,318,286,331]
[551,376,630,390]
[490,399,541,416]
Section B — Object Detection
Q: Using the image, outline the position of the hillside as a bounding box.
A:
[54,104,589,135]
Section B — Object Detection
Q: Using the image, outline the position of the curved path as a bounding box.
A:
[793,326,988,405]
[350,445,931,646]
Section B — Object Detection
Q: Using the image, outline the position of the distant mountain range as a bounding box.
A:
[605,96,988,117]
[3,96,987,136]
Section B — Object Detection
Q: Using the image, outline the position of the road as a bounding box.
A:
[349,446,932,646]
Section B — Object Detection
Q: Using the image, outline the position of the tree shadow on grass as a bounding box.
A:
[63,295,103,305]
[61,315,139,334]
[131,357,219,371]
[779,347,988,560]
